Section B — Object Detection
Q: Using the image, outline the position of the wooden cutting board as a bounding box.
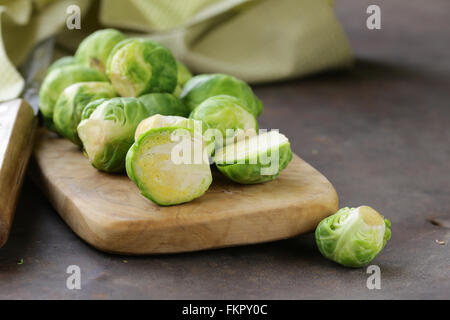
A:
[31,128,338,255]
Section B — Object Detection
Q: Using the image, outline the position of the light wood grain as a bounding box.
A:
[0,99,36,247]
[32,128,339,254]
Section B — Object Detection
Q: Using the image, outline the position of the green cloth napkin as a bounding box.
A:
[0,0,351,102]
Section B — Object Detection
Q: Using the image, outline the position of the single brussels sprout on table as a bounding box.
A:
[173,61,193,97]
[106,38,177,97]
[138,93,190,118]
[180,73,263,117]
[46,56,79,75]
[126,127,212,206]
[77,97,150,172]
[189,95,258,149]
[315,206,392,268]
[75,28,126,73]
[39,65,107,129]
[214,130,292,184]
[53,82,117,145]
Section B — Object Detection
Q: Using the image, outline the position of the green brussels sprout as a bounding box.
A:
[75,28,126,73]
[173,61,193,97]
[180,73,263,117]
[77,97,151,172]
[126,127,212,206]
[189,95,258,149]
[106,38,177,97]
[214,130,292,184]
[46,56,79,75]
[80,98,108,121]
[315,206,392,268]
[138,93,190,118]
[53,82,117,145]
[39,65,108,129]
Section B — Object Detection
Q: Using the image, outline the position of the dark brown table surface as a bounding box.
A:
[0,0,449,299]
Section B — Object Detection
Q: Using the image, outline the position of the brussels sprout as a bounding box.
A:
[315,206,392,268]
[189,95,258,149]
[214,130,292,184]
[75,28,126,73]
[81,98,108,121]
[138,93,190,118]
[77,97,151,172]
[39,65,107,129]
[46,56,79,75]
[53,82,117,145]
[173,61,193,97]
[126,127,212,206]
[106,38,177,97]
[180,73,263,117]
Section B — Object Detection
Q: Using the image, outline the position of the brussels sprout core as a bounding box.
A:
[214,130,293,184]
[315,206,392,268]
[126,127,212,206]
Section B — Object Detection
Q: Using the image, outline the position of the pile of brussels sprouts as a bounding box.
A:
[39,29,391,268]
[39,29,292,205]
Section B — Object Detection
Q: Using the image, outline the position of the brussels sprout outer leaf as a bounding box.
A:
[126,127,212,206]
[53,82,117,145]
[180,73,263,117]
[106,38,177,97]
[138,93,190,118]
[77,97,151,172]
[39,65,107,129]
[315,206,391,268]
[75,28,126,73]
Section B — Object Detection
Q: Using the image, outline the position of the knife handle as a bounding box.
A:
[0,99,37,248]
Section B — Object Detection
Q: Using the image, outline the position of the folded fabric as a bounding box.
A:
[0,0,351,102]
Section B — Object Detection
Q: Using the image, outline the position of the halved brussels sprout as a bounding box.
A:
[53,82,117,145]
[75,28,126,73]
[106,38,177,97]
[80,98,108,121]
[46,56,79,75]
[214,130,293,184]
[138,93,190,118]
[77,97,151,172]
[315,206,392,268]
[173,61,193,97]
[180,73,263,117]
[189,95,258,149]
[39,65,107,129]
[126,127,212,206]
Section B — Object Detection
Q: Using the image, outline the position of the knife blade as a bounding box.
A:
[0,38,54,248]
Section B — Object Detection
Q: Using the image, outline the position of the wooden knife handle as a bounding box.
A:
[0,99,37,248]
